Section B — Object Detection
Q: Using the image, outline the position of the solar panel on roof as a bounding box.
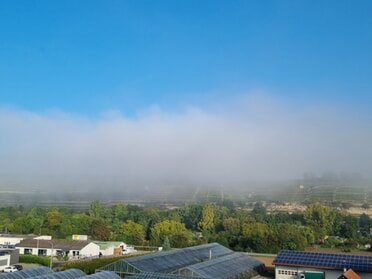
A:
[273,250,372,272]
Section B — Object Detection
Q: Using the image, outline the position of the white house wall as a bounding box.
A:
[17,247,54,256]
[0,254,11,271]
[0,237,23,246]
[275,265,372,279]
[100,242,126,256]
[80,242,100,257]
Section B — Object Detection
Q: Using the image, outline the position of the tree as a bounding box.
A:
[178,204,202,231]
[71,214,93,235]
[198,203,214,233]
[162,236,171,250]
[114,220,145,245]
[46,211,63,236]
[359,213,372,237]
[90,219,110,241]
[252,202,266,222]
[89,200,104,219]
[340,215,359,239]
[150,220,192,248]
[222,217,240,234]
[240,222,273,253]
[303,203,334,239]
[9,217,31,234]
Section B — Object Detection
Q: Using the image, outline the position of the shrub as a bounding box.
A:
[19,255,51,266]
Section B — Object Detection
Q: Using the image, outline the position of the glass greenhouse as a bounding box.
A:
[0,267,52,279]
[97,243,265,279]
[27,269,86,279]
[97,243,234,276]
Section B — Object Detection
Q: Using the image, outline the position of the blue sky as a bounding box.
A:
[1,0,371,115]
[0,1,371,188]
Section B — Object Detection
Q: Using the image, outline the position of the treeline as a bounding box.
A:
[1,201,372,253]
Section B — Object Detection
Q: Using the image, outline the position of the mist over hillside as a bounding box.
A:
[1,172,371,210]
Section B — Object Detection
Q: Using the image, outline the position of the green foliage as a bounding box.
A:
[19,255,51,266]
[90,219,110,241]
[321,238,340,248]
[1,199,369,254]
[197,203,214,233]
[150,220,193,248]
[89,200,104,219]
[162,236,171,250]
[113,220,145,245]
[303,202,333,239]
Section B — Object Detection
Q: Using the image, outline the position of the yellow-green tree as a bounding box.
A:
[198,203,214,233]
[114,220,146,245]
[303,202,334,239]
[150,220,192,248]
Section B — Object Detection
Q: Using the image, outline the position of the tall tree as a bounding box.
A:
[150,220,192,248]
[114,220,145,245]
[90,219,110,241]
[89,200,104,219]
[303,202,334,239]
[198,203,214,233]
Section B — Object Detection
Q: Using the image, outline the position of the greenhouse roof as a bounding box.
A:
[83,271,121,279]
[184,252,265,279]
[28,269,86,279]
[123,243,233,272]
[0,267,53,279]
[129,272,207,279]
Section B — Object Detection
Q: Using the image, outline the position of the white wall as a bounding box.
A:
[100,242,126,256]
[0,253,11,271]
[0,236,23,246]
[80,242,100,258]
[275,265,372,279]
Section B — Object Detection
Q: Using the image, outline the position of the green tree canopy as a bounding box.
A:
[114,220,145,245]
[150,220,192,248]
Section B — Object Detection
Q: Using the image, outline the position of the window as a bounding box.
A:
[38,249,47,256]
[24,248,32,255]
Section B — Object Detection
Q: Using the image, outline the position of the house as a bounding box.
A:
[16,239,100,259]
[94,241,135,256]
[0,234,52,248]
[273,250,372,279]
[0,248,19,271]
[0,234,25,247]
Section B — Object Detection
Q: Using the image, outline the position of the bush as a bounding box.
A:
[19,255,51,266]
[321,238,339,248]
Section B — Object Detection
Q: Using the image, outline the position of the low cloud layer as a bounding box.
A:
[0,94,371,190]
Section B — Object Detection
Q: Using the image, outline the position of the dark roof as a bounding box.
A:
[124,243,233,272]
[0,266,52,279]
[129,272,205,279]
[273,250,372,272]
[185,252,265,279]
[16,239,93,250]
